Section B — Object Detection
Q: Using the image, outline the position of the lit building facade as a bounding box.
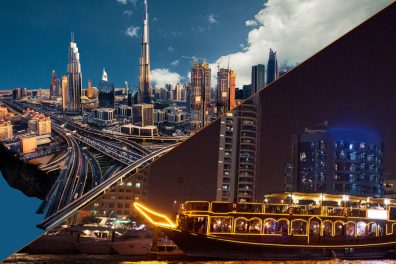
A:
[0,107,8,119]
[217,68,236,115]
[216,97,260,202]
[61,75,68,111]
[137,0,153,104]
[65,33,82,113]
[21,135,37,154]
[266,48,278,85]
[286,128,384,197]
[121,124,158,137]
[0,121,13,140]
[190,58,211,129]
[86,79,94,99]
[115,105,133,118]
[251,64,265,94]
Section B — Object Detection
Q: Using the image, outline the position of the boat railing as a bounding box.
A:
[183,201,387,219]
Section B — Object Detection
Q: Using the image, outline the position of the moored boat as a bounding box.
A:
[134,192,396,260]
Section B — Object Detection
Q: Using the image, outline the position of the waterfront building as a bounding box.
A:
[65,33,82,113]
[285,127,384,197]
[251,64,265,94]
[266,48,278,85]
[0,120,13,140]
[190,58,211,129]
[88,171,149,219]
[120,124,158,136]
[216,96,260,202]
[21,135,37,154]
[137,0,153,104]
[49,70,61,99]
[217,68,236,115]
[132,104,153,127]
[0,107,8,119]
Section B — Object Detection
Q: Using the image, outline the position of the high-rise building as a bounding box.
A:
[137,0,153,104]
[266,48,278,85]
[285,127,384,197]
[61,75,68,111]
[65,32,82,113]
[124,81,129,95]
[251,64,265,94]
[217,68,236,115]
[98,68,115,108]
[242,84,252,99]
[132,104,153,127]
[49,70,61,99]
[0,107,8,119]
[216,97,260,202]
[175,83,182,101]
[86,79,93,99]
[190,58,211,129]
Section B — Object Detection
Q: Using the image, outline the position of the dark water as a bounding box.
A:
[4,254,396,264]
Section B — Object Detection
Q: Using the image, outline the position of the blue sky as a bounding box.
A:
[0,0,390,91]
[0,0,263,90]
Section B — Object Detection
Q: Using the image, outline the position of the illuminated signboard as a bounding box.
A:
[367,209,388,220]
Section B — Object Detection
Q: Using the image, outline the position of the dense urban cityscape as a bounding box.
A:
[1,0,395,262]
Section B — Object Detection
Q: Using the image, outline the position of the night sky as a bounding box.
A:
[146,2,396,212]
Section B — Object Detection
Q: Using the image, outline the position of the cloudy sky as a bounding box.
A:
[0,0,391,90]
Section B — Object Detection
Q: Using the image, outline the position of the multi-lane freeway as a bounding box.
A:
[3,100,182,229]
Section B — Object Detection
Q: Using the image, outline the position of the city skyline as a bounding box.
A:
[0,0,390,90]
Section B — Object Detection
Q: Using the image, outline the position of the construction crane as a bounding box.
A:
[182,56,207,65]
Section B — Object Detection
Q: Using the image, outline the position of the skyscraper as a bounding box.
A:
[124,81,129,95]
[190,58,211,129]
[86,79,93,99]
[49,70,61,99]
[285,127,384,197]
[65,32,82,113]
[137,0,153,104]
[175,83,182,101]
[266,48,278,85]
[216,96,260,202]
[61,75,68,111]
[217,68,236,115]
[98,68,115,108]
[251,64,265,94]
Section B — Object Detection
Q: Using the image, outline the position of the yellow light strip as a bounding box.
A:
[133,202,176,228]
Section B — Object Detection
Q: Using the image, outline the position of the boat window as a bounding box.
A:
[291,220,307,235]
[184,202,209,212]
[264,219,288,234]
[210,217,233,233]
[334,221,345,236]
[368,223,377,237]
[309,220,320,236]
[235,218,262,233]
[357,221,367,236]
[179,216,207,234]
[389,207,396,220]
[378,223,385,236]
[322,221,332,236]
[325,207,345,217]
[345,222,355,237]
[236,203,262,213]
[211,202,234,213]
[350,209,366,218]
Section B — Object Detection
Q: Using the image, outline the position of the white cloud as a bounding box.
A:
[209,0,390,88]
[125,25,140,38]
[167,46,175,53]
[150,68,182,88]
[245,19,258,27]
[123,10,133,16]
[171,60,179,66]
[207,14,218,24]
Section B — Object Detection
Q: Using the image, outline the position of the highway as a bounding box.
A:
[37,144,176,230]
